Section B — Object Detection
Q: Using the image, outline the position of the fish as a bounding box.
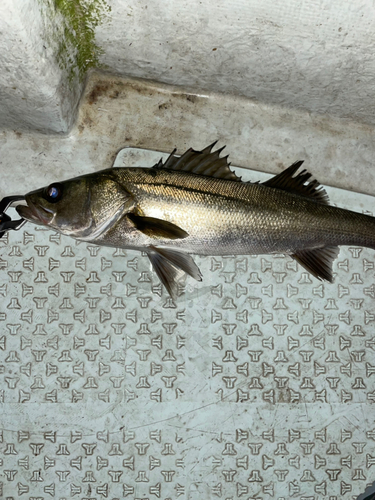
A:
[16,142,375,298]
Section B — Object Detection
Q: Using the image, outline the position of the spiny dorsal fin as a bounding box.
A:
[292,246,340,282]
[153,142,242,181]
[263,161,330,204]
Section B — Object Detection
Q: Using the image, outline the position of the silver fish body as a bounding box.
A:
[91,167,375,253]
[16,144,375,297]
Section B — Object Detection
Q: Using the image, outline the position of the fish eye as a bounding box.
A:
[44,183,63,203]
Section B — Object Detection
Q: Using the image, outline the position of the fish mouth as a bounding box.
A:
[16,198,54,225]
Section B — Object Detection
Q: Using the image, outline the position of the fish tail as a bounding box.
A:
[291,209,375,282]
[349,210,375,250]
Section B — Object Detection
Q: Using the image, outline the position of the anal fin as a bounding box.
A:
[291,246,340,282]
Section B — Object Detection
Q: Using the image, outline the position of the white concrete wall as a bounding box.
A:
[1,0,375,132]
[98,0,375,125]
[0,0,82,133]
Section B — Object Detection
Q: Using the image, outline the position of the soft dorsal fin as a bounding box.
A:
[262,161,330,204]
[153,142,242,181]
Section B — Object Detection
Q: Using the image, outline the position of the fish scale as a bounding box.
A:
[107,167,375,254]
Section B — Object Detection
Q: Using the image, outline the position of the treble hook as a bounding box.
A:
[0,195,27,238]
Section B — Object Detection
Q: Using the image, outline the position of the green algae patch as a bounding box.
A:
[40,0,111,82]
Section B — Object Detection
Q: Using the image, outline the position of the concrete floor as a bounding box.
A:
[1,71,375,199]
[1,71,375,499]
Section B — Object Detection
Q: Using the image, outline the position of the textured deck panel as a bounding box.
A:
[0,148,375,499]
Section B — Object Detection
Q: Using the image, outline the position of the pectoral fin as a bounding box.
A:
[292,246,339,282]
[127,213,189,239]
[147,246,202,298]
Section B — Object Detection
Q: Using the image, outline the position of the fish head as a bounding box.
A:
[16,171,134,239]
